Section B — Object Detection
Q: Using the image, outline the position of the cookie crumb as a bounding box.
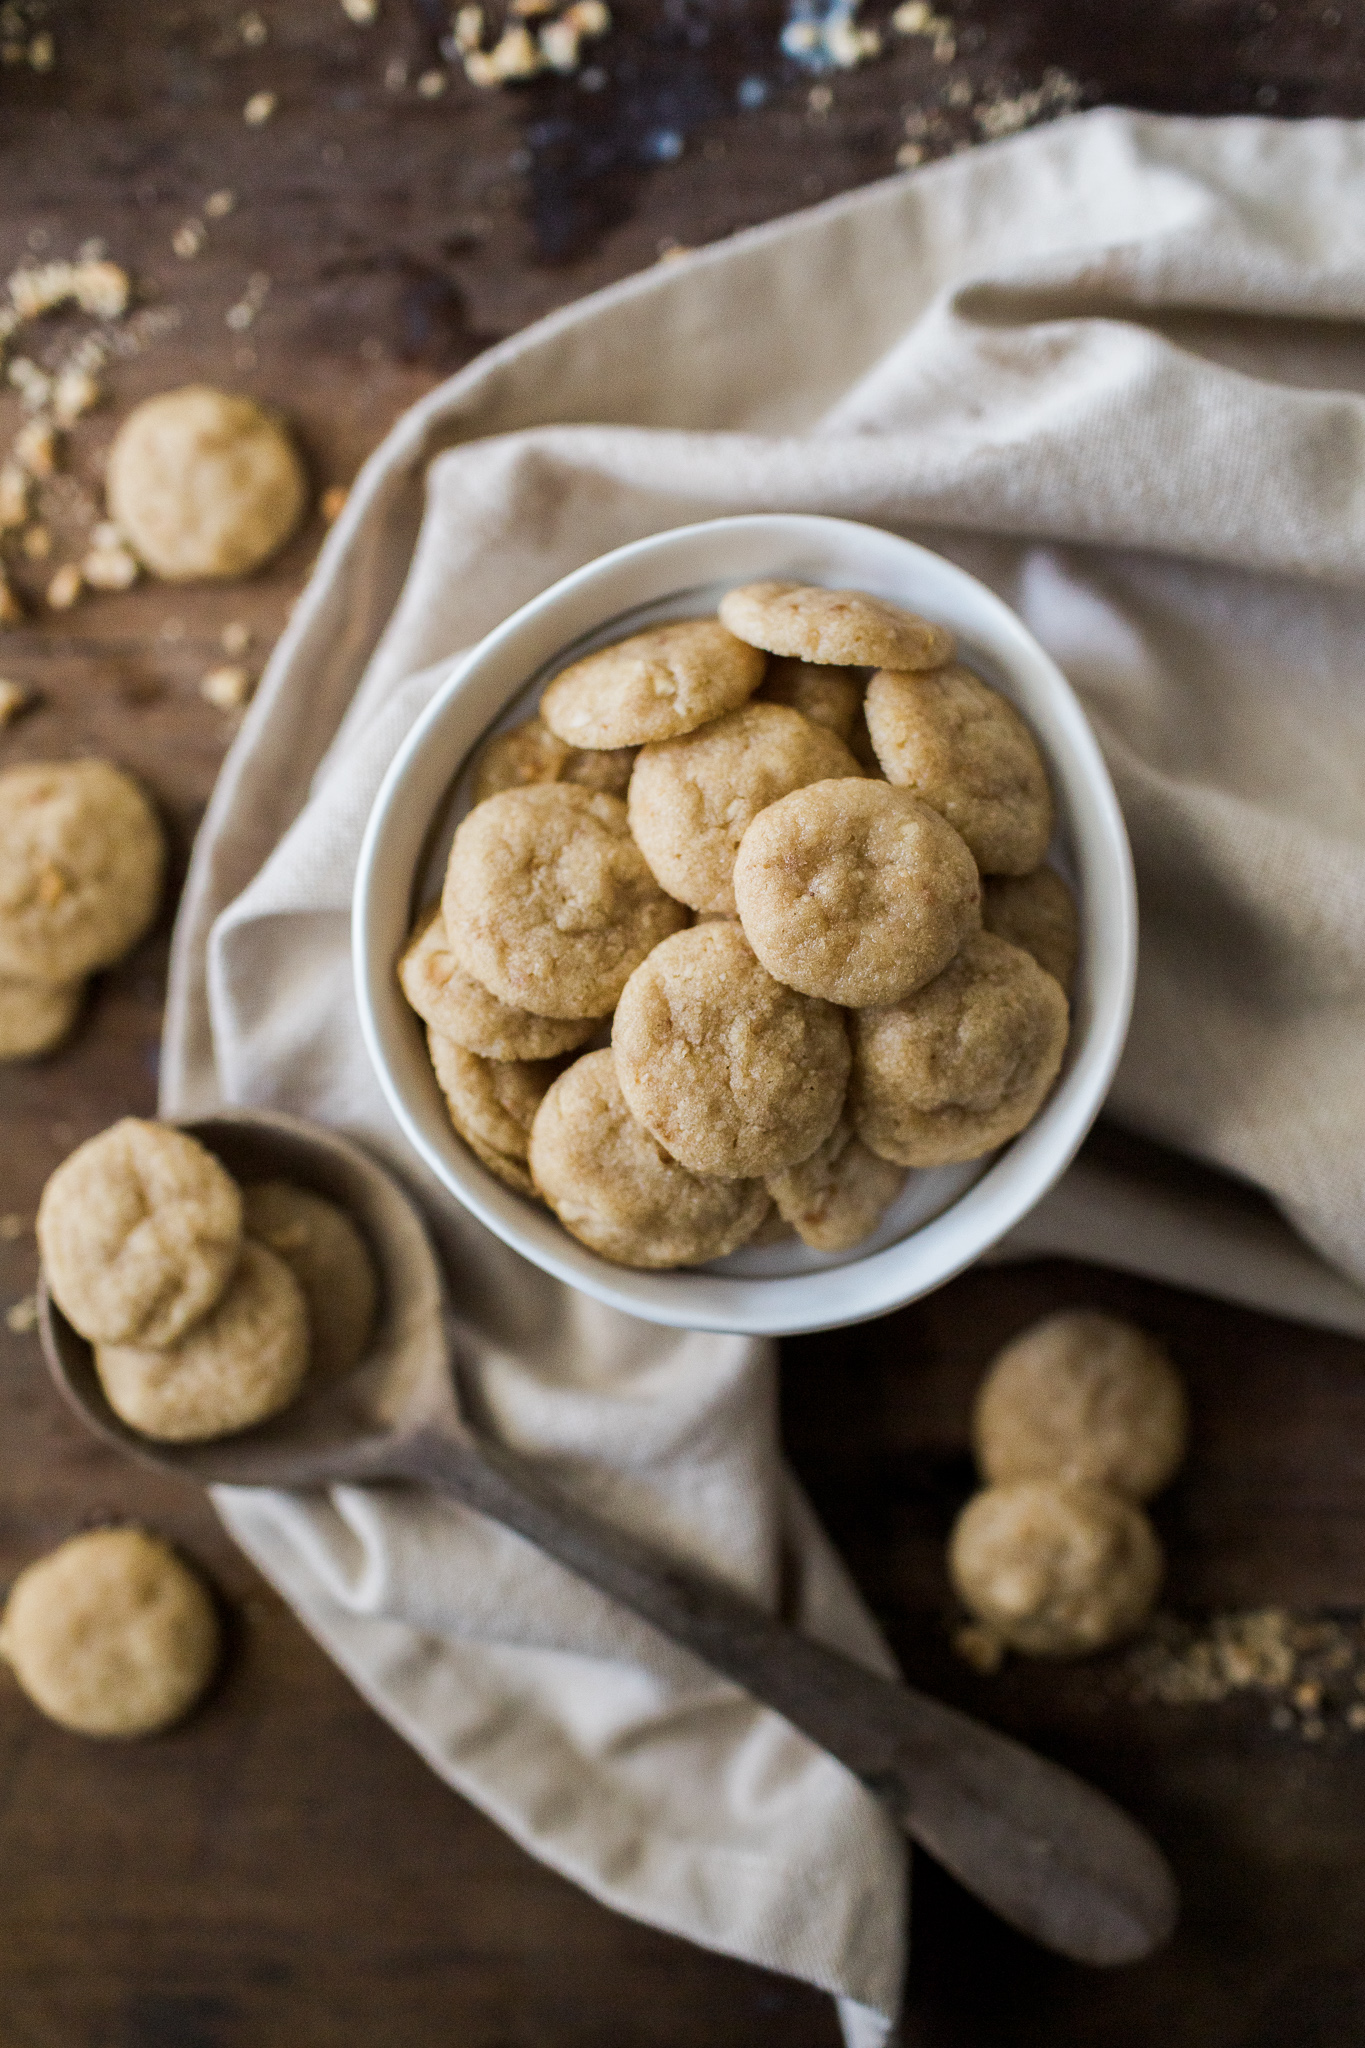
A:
[953,1620,1005,1674]
[0,1212,27,1239]
[205,189,236,218]
[5,1293,38,1333]
[45,563,81,610]
[243,89,277,124]
[52,365,100,426]
[20,522,50,560]
[416,65,446,94]
[172,220,206,260]
[199,663,252,711]
[0,678,27,724]
[14,418,55,478]
[0,462,28,528]
[220,619,251,655]
[82,544,139,591]
[0,570,22,625]
[319,484,348,522]
[341,0,378,18]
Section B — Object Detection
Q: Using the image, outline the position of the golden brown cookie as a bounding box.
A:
[850,931,1069,1167]
[38,1118,244,1348]
[243,1182,379,1382]
[94,1239,309,1442]
[765,1115,906,1253]
[948,1480,1163,1657]
[0,759,165,983]
[612,922,849,1180]
[529,1050,768,1268]
[733,779,980,1008]
[539,620,765,749]
[106,386,308,581]
[443,785,687,1019]
[428,1025,560,1196]
[719,580,954,671]
[973,1310,1188,1502]
[398,905,595,1061]
[756,657,865,744]
[0,971,83,1061]
[0,1528,220,1737]
[982,867,1079,994]
[628,702,861,916]
[471,717,639,806]
[472,716,571,803]
[865,664,1054,875]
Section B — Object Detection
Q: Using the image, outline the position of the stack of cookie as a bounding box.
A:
[949,1311,1188,1662]
[399,579,1079,1271]
[37,1118,377,1442]
[0,759,166,1062]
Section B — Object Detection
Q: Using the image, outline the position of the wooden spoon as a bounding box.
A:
[39,1107,1178,1967]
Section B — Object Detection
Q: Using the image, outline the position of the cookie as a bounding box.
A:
[0,1528,220,1737]
[0,759,165,983]
[612,922,849,1179]
[948,1480,1163,1657]
[428,1025,561,1196]
[756,657,865,745]
[973,1311,1188,1503]
[94,1239,309,1442]
[865,664,1054,875]
[0,971,83,1061]
[850,931,1069,1167]
[719,580,954,671]
[628,702,861,915]
[106,385,308,581]
[398,905,595,1061]
[443,784,687,1019]
[765,1115,906,1253]
[539,620,765,749]
[529,1050,768,1268]
[243,1182,379,1382]
[982,866,1079,994]
[38,1118,244,1348]
[472,717,637,804]
[733,779,980,1008]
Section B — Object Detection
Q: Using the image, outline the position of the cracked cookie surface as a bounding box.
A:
[720,580,954,670]
[540,620,765,749]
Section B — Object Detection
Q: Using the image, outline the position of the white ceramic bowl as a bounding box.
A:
[354,514,1135,1336]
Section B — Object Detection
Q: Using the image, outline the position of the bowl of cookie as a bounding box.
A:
[354,513,1135,1335]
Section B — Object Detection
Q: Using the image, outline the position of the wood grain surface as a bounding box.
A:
[3,4,1365,2043]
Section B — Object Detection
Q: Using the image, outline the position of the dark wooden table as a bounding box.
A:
[4,6,1365,2043]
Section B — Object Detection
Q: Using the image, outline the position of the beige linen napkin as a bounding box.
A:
[162,106,1365,2038]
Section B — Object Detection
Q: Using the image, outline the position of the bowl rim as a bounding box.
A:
[353,512,1136,1336]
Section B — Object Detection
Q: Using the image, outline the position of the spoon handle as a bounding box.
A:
[394,1427,1177,1966]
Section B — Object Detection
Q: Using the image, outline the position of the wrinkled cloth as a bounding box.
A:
[162,107,1365,2043]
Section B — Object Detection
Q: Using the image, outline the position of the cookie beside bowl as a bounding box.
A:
[354,514,1136,1336]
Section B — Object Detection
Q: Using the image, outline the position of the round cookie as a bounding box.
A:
[850,930,1069,1167]
[0,972,83,1061]
[949,1480,1163,1657]
[529,1050,768,1269]
[865,664,1054,875]
[398,905,594,1061]
[756,657,865,745]
[982,866,1079,995]
[38,1118,244,1348]
[719,580,954,671]
[0,1528,220,1738]
[243,1182,379,1382]
[94,1239,309,1442]
[765,1115,906,1254]
[628,702,861,915]
[428,1026,561,1196]
[0,759,165,983]
[539,620,765,749]
[106,386,308,581]
[612,921,849,1180]
[443,785,687,1020]
[973,1310,1188,1502]
[473,716,570,804]
[471,718,637,805]
[733,779,980,1008]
